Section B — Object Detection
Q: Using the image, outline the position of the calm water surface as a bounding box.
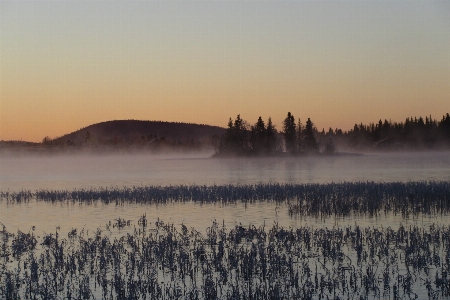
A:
[1,151,449,190]
[1,151,449,234]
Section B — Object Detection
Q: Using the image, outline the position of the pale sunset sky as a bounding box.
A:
[1,0,449,142]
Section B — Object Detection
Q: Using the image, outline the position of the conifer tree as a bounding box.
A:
[219,115,250,155]
[297,118,304,153]
[251,116,266,153]
[266,117,277,153]
[303,118,318,152]
[283,112,297,153]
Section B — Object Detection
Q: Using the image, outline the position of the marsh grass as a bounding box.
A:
[1,182,450,219]
[1,219,450,299]
[2,181,450,299]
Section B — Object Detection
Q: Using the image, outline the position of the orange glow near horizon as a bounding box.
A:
[1,1,449,142]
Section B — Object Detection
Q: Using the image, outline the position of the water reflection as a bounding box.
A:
[1,199,448,236]
[1,152,449,234]
[1,152,450,191]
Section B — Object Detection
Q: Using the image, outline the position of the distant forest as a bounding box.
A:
[329,113,450,151]
[215,113,450,156]
[1,114,449,154]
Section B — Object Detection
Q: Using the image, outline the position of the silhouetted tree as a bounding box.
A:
[216,111,450,156]
[219,118,235,154]
[297,118,304,153]
[251,116,266,154]
[219,115,250,155]
[303,118,318,153]
[326,127,334,136]
[266,117,277,153]
[234,114,250,151]
[283,112,297,153]
[439,113,450,145]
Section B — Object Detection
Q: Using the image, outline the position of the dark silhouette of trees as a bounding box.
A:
[251,116,279,155]
[297,118,304,153]
[251,117,266,154]
[314,113,450,150]
[219,115,251,155]
[438,113,450,142]
[266,117,277,153]
[303,118,318,153]
[217,113,320,156]
[217,115,279,156]
[216,112,450,156]
[283,112,297,153]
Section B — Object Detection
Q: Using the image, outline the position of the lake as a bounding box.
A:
[1,151,449,234]
[1,151,449,191]
[1,151,450,299]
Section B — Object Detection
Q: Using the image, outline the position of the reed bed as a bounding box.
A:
[1,181,450,217]
[2,181,450,298]
[1,218,450,299]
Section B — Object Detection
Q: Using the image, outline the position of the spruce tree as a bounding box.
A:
[303,118,318,153]
[251,116,266,153]
[297,118,304,153]
[283,112,297,153]
[266,117,277,153]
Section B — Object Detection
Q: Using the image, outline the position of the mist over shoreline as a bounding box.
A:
[1,151,449,193]
[2,112,449,156]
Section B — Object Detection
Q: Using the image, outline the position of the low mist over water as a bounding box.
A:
[1,151,449,234]
[1,151,449,192]
[2,152,450,299]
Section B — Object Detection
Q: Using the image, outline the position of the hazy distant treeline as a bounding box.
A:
[322,113,450,151]
[1,114,449,154]
[216,113,450,156]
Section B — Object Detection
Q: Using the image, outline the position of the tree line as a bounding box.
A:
[35,112,450,154]
[216,112,320,156]
[318,113,450,150]
[216,112,450,156]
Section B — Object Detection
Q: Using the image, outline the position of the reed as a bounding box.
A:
[2,181,449,218]
[1,218,450,299]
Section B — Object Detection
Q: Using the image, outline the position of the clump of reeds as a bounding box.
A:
[2,181,449,218]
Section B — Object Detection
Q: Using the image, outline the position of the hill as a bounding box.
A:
[51,120,225,145]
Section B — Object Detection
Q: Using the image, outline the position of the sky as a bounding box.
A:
[1,0,449,142]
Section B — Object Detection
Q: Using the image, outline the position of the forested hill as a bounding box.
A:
[51,120,225,145]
